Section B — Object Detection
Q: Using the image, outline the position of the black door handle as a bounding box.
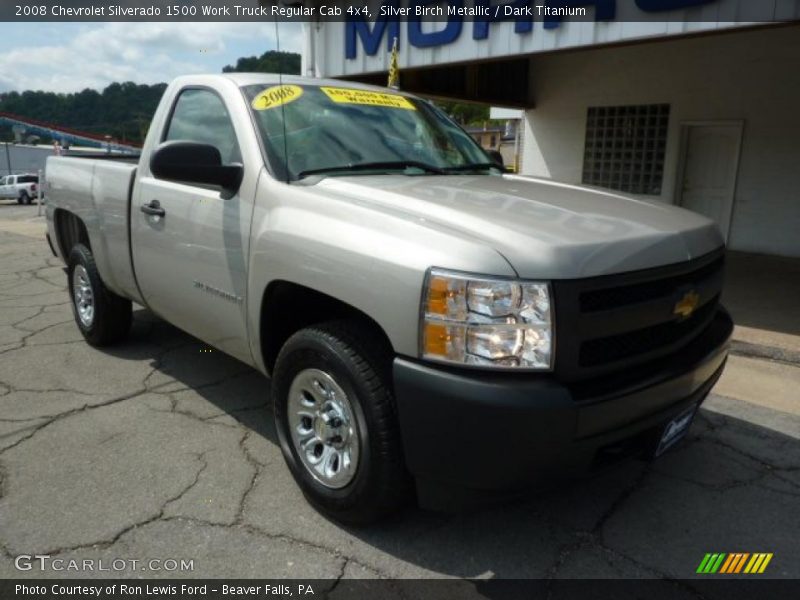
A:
[141,200,165,217]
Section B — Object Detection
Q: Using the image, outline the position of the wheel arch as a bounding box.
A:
[259,280,394,376]
[53,209,91,259]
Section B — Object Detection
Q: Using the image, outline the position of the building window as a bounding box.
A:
[582,104,669,195]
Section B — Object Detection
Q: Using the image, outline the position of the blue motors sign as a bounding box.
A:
[345,0,718,58]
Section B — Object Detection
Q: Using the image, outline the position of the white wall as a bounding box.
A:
[520,24,800,258]
[0,145,51,178]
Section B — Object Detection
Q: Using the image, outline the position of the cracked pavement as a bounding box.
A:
[0,205,798,583]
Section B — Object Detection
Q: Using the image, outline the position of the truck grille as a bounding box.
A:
[579,256,724,312]
[579,295,719,367]
[552,250,725,383]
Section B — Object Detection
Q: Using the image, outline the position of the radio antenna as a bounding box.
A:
[275,19,290,183]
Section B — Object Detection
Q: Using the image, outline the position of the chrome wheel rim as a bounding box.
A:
[287,368,360,489]
[72,265,94,328]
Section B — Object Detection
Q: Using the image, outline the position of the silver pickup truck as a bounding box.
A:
[45,74,732,523]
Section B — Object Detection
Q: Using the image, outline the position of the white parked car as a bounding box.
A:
[0,173,40,204]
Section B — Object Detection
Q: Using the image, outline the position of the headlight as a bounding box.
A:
[420,269,554,370]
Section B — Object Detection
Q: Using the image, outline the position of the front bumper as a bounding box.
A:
[393,307,733,504]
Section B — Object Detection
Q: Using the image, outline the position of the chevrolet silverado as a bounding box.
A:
[45,74,733,523]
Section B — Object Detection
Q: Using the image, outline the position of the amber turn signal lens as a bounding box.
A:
[426,276,450,316]
[423,322,449,356]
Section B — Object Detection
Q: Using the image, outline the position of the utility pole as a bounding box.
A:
[3,141,11,176]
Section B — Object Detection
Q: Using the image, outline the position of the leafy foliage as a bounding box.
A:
[0,82,167,144]
[0,50,302,145]
[435,101,490,125]
[222,50,301,75]
[0,51,497,143]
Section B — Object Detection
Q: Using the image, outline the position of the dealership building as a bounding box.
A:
[303,1,800,258]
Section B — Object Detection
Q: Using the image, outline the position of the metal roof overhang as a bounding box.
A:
[336,55,534,108]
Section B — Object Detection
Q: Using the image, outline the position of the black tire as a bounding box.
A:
[67,243,132,347]
[20,192,31,205]
[16,195,23,205]
[272,320,411,525]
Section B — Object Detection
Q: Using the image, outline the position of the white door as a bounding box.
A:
[0,176,15,199]
[678,123,743,241]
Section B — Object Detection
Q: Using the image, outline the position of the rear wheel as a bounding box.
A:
[67,244,132,347]
[272,320,410,524]
[20,192,31,205]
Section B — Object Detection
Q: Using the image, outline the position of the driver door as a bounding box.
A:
[131,87,255,363]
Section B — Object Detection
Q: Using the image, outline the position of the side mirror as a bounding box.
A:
[150,141,243,193]
[487,149,505,169]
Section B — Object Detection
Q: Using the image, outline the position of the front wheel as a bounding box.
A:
[272,321,410,525]
[67,244,132,347]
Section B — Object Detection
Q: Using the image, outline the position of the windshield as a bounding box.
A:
[242,84,497,181]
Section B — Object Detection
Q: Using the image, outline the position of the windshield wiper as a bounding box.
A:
[442,162,501,173]
[298,161,447,179]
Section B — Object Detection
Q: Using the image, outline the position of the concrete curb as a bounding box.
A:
[730,339,800,367]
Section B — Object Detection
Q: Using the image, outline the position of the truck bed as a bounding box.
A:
[46,155,141,302]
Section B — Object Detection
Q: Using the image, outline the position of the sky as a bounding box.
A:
[0,22,303,93]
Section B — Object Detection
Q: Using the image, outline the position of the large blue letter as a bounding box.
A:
[635,0,716,10]
[345,1,400,58]
[472,0,533,40]
[543,0,616,29]
[408,1,463,48]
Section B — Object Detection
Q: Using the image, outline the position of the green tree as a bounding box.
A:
[435,101,490,125]
[0,50,302,145]
[0,82,167,145]
[223,50,301,75]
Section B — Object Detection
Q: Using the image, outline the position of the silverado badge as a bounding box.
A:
[674,290,700,319]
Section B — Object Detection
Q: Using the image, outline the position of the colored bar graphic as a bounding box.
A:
[720,553,743,574]
[758,553,773,573]
[710,553,726,573]
[744,554,760,573]
[734,553,750,573]
[697,554,713,573]
[719,554,736,573]
[700,552,773,574]
[700,553,719,573]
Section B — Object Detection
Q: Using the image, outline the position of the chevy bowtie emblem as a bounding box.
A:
[674,290,700,319]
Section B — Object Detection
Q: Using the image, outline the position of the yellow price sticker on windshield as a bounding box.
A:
[251,85,303,110]
[320,87,415,110]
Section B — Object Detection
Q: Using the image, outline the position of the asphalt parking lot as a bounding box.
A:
[0,203,798,585]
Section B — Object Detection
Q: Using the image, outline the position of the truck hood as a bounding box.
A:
[313,174,724,279]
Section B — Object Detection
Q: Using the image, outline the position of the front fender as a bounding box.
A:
[246,177,514,372]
